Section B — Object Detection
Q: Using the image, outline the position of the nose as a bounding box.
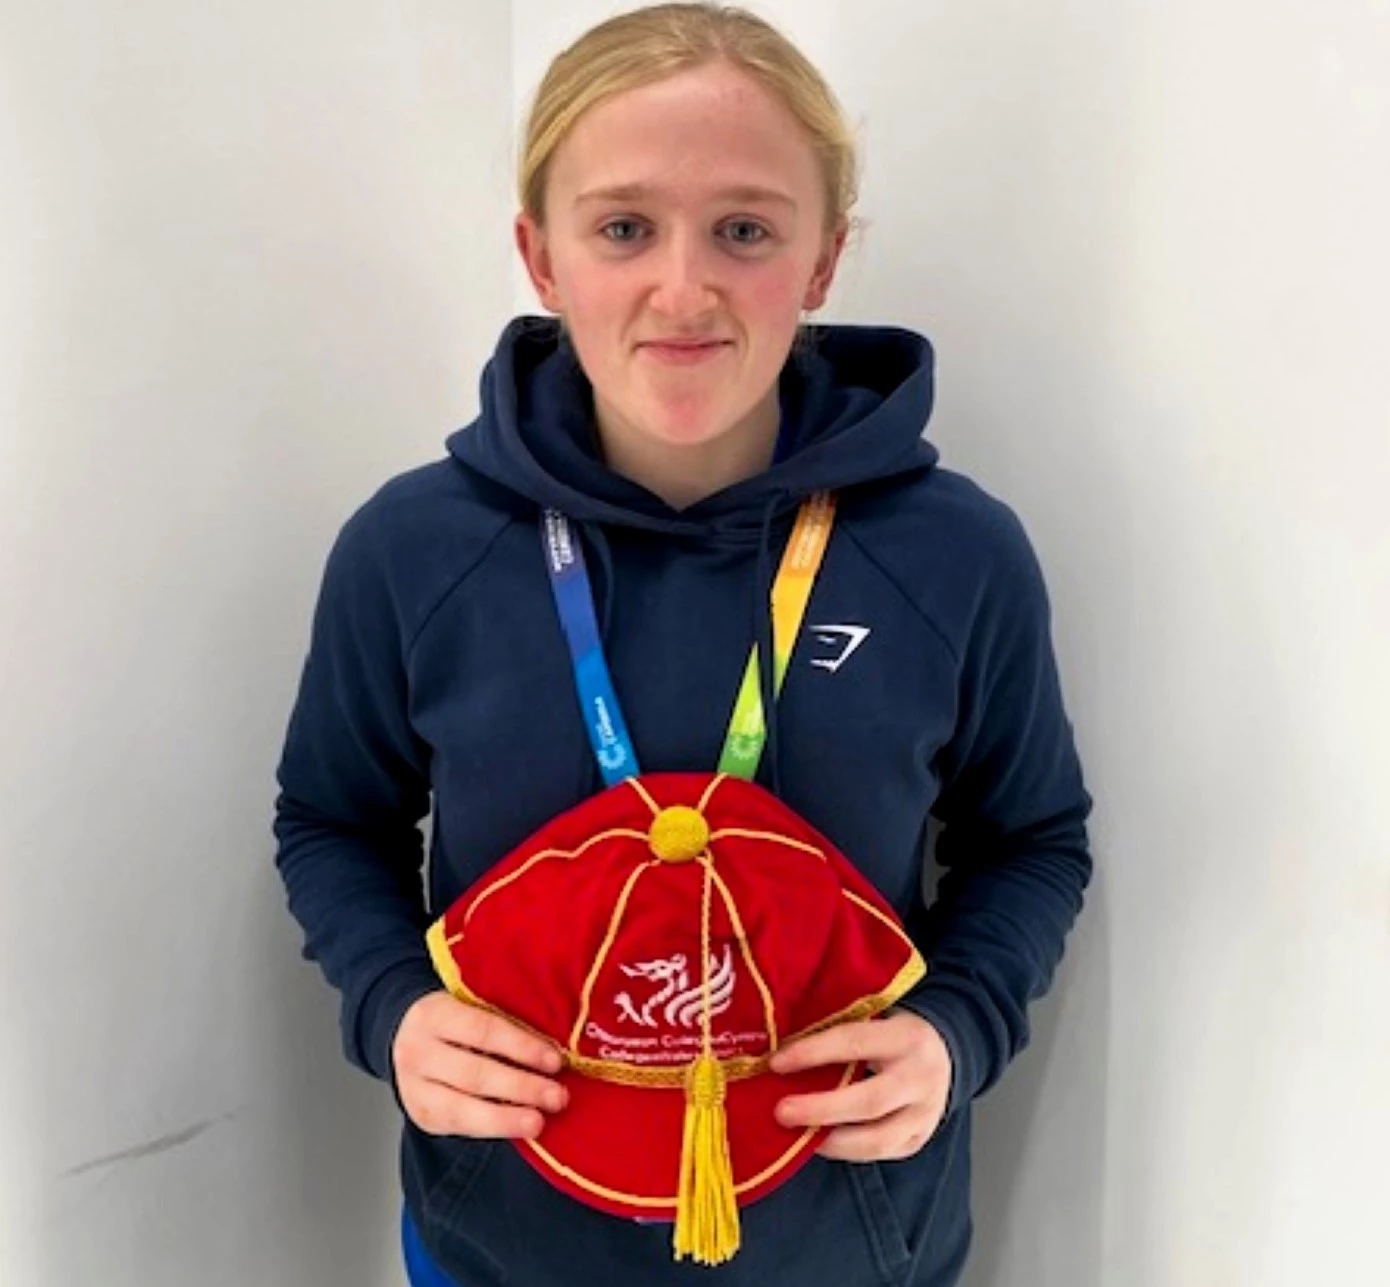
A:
[648,230,719,319]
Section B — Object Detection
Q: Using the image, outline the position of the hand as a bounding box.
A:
[392,991,569,1141]
[769,1009,952,1162]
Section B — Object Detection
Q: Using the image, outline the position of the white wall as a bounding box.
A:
[526,4,1390,1287]
[4,1,1385,1284]
[0,2,513,1284]
[826,7,1390,1284]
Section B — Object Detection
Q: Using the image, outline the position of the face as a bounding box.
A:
[515,61,847,457]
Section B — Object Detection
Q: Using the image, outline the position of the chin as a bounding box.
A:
[632,399,739,450]
[648,416,741,451]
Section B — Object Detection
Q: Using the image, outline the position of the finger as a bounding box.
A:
[407,1080,547,1141]
[775,1071,914,1131]
[437,1002,565,1074]
[770,1018,907,1075]
[422,1045,568,1114]
[815,1106,937,1163]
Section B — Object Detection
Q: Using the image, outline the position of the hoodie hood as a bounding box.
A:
[447,315,938,537]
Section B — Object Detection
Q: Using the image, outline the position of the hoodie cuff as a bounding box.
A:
[356,955,446,1093]
[893,979,988,1117]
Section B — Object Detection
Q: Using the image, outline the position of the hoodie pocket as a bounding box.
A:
[417,1136,510,1285]
[845,1160,913,1284]
[731,1154,914,1287]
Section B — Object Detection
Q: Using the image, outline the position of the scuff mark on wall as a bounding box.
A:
[62,1112,238,1178]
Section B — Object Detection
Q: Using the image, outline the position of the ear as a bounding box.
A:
[515,211,564,312]
[802,217,849,311]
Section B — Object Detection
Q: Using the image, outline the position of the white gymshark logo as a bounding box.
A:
[808,624,871,674]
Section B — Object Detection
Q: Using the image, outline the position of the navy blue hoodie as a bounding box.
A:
[274,316,1091,1286]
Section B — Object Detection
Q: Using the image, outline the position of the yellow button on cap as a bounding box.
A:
[649,806,709,863]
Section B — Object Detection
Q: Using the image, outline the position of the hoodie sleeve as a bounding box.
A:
[896,506,1092,1113]
[272,506,443,1085]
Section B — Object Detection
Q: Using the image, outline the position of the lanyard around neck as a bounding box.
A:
[717,491,834,778]
[540,493,837,787]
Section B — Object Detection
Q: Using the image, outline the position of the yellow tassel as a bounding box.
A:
[672,1054,741,1265]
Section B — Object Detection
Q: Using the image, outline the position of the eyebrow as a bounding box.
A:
[573,183,798,210]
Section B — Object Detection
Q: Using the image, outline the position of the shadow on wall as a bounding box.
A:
[32,859,406,1287]
[960,877,1111,1287]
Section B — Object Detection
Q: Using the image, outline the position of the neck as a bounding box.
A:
[592,390,780,510]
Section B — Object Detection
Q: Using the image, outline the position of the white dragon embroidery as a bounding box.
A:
[614,945,736,1029]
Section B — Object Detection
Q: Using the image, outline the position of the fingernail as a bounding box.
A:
[545,1088,567,1113]
[543,1050,564,1074]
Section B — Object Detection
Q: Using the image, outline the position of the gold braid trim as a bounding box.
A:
[564,1051,770,1087]
[707,828,829,861]
[569,859,661,1048]
[777,952,928,1045]
[425,918,466,1000]
[696,774,729,814]
[624,778,662,818]
[673,853,740,1264]
[843,888,919,943]
[462,828,649,928]
[707,863,779,1049]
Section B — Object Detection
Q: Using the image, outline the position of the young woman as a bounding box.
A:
[273,5,1092,1285]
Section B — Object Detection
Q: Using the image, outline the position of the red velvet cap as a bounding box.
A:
[426,772,925,1265]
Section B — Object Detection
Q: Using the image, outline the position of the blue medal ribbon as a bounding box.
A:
[541,511,640,786]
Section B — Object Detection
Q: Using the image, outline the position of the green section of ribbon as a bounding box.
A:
[717,650,771,779]
[716,493,835,780]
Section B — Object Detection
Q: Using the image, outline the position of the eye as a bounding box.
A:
[721,220,771,247]
[599,218,647,244]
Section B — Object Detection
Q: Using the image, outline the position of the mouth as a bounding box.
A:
[637,339,732,366]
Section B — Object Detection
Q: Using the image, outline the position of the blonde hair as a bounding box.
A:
[518,3,859,235]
